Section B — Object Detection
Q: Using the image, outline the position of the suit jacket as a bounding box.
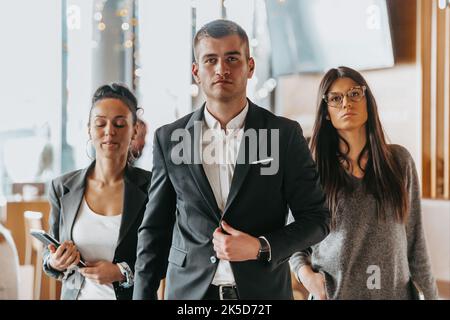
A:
[133,100,330,300]
[42,162,151,300]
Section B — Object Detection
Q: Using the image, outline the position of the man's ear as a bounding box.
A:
[248,57,255,78]
[192,62,200,84]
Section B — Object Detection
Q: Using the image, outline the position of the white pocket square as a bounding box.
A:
[251,158,273,165]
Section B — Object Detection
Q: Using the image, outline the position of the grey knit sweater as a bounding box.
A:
[290,144,439,300]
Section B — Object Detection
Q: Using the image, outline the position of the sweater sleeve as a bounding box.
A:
[289,248,313,282]
[403,149,439,300]
[263,121,330,271]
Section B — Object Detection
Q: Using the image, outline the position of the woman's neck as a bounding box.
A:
[337,127,368,175]
[91,157,126,185]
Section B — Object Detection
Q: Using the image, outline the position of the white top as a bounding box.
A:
[0,224,19,299]
[72,197,122,300]
[202,102,248,286]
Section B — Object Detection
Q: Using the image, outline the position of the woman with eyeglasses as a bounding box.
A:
[290,66,438,300]
[42,83,152,300]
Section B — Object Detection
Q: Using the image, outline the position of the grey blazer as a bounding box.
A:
[42,162,151,300]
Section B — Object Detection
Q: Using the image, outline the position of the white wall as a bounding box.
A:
[422,200,450,282]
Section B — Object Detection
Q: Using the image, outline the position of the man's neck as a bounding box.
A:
[205,96,247,129]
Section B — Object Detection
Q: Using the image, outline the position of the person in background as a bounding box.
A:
[290,66,438,300]
[130,118,147,163]
[42,83,152,300]
[0,222,20,299]
[35,122,54,181]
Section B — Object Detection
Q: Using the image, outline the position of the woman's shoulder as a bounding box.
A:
[130,165,151,175]
[50,168,86,187]
[47,168,88,200]
[388,144,413,161]
[127,166,152,184]
[388,144,416,171]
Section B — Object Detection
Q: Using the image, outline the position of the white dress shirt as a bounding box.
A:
[201,102,249,286]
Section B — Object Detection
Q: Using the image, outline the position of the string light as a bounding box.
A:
[265,78,277,91]
[135,68,142,77]
[94,12,102,21]
[190,84,199,97]
[98,22,106,31]
[118,8,128,17]
[257,88,269,99]
[124,40,133,48]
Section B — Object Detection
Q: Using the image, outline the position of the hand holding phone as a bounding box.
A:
[30,229,86,270]
[48,241,84,271]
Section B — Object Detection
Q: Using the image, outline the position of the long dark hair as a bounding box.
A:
[310,66,408,228]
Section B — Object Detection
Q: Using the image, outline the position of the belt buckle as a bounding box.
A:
[218,285,236,300]
[219,285,225,300]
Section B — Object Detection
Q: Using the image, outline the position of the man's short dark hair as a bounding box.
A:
[193,19,250,61]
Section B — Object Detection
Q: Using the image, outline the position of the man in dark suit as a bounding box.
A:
[133,19,330,300]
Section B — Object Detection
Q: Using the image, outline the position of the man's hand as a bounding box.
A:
[79,261,125,285]
[212,221,260,261]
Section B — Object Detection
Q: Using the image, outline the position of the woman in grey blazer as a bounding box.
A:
[42,83,151,300]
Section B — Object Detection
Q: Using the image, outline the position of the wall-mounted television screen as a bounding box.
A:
[266,0,395,76]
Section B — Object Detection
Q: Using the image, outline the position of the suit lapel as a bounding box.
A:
[117,166,148,247]
[185,105,221,221]
[60,163,94,241]
[223,102,263,215]
[61,163,149,246]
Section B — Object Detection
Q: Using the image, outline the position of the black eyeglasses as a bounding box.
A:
[323,86,367,109]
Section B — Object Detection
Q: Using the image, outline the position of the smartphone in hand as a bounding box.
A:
[30,229,86,267]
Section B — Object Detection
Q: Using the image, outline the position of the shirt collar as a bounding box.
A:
[204,101,249,130]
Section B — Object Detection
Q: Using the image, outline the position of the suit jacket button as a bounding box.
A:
[210,256,217,264]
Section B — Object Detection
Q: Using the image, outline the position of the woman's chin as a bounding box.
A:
[97,150,127,161]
